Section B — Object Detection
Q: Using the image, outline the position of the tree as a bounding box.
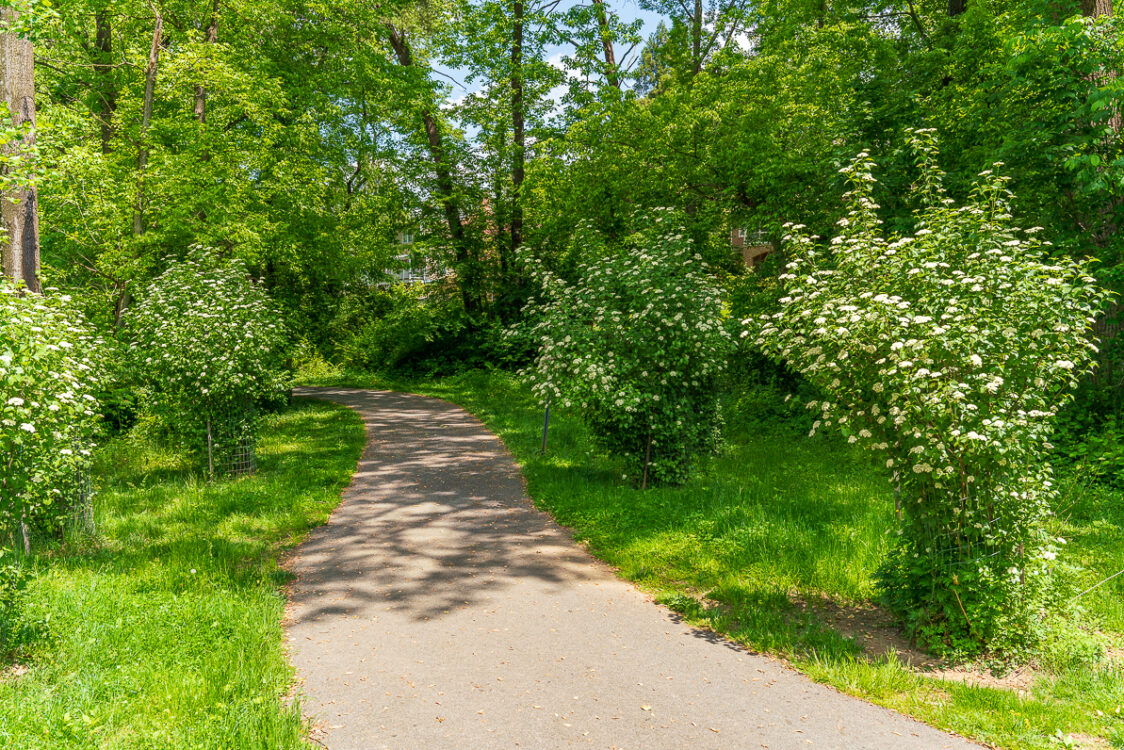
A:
[0,4,39,293]
[753,140,1105,654]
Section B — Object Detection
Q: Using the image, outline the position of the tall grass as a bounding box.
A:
[0,400,366,749]
[307,368,1122,750]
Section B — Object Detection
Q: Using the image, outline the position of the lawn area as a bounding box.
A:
[0,399,366,749]
[302,367,1124,750]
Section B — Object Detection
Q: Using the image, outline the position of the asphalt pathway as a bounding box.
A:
[286,387,978,750]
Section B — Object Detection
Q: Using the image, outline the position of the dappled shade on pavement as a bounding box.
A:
[285,387,977,749]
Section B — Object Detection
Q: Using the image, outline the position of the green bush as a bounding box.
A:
[1,283,101,536]
[337,284,531,375]
[339,285,456,372]
[0,550,45,659]
[126,248,290,468]
[522,209,733,486]
[752,134,1105,656]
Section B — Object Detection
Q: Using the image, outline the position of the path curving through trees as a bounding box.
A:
[285,387,977,750]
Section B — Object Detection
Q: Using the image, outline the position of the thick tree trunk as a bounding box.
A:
[0,7,40,293]
[510,0,525,262]
[1082,0,1112,15]
[384,23,477,313]
[95,9,116,153]
[133,11,163,238]
[948,0,967,16]
[194,0,219,124]
[591,0,619,89]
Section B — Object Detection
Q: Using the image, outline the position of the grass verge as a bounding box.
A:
[0,399,366,749]
[301,367,1124,750]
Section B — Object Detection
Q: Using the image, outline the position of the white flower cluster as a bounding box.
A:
[126,247,290,435]
[1,283,103,529]
[520,210,733,483]
[751,141,1104,589]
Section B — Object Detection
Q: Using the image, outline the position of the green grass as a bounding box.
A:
[301,366,1124,750]
[0,399,366,749]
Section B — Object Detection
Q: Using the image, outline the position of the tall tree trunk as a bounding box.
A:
[1082,0,1112,15]
[194,0,219,124]
[591,0,619,89]
[384,23,477,313]
[0,7,40,293]
[133,10,163,238]
[95,9,116,153]
[509,0,525,264]
[692,0,702,75]
[948,0,967,16]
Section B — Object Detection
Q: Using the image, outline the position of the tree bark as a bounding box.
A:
[0,7,40,293]
[194,0,219,124]
[509,0,525,262]
[95,9,116,153]
[1082,0,1112,15]
[591,0,619,89]
[384,23,477,312]
[133,10,163,238]
[692,0,702,75]
[948,0,967,16]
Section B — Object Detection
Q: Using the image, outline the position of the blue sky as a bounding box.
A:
[438,0,666,102]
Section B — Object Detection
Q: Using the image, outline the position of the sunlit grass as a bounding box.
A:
[0,400,366,749]
[302,367,1124,750]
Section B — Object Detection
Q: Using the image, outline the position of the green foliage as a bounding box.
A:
[387,369,1124,750]
[752,138,1106,656]
[125,249,290,463]
[338,285,463,372]
[0,284,101,535]
[522,209,733,485]
[0,399,366,748]
[0,550,45,660]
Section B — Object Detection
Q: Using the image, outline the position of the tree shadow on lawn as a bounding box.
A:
[39,401,364,589]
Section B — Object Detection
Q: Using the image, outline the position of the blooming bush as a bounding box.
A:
[522,210,733,485]
[751,135,1105,655]
[1,283,101,536]
[127,249,290,468]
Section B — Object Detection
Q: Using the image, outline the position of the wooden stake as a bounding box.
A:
[540,400,551,455]
[641,434,652,491]
[206,416,214,479]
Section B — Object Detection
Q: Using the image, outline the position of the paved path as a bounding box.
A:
[286,387,977,750]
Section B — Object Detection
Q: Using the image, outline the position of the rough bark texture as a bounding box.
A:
[95,10,116,153]
[0,7,40,293]
[384,23,477,312]
[1082,0,1113,15]
[592,0,619,89]
[509,0,525,263]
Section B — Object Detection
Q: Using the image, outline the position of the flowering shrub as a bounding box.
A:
[523,210,732,485]
[1,283,101,536]
[751,135,1105,655]
[127,249,290,466]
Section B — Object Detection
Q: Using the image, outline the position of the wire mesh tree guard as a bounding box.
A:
[2,442,96,549]
[204,402,258,479]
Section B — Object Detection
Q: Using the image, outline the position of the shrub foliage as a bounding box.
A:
[752,135,1105,655]
[127,249,290,465]
[523,210,733,485]
[0,283,101,535]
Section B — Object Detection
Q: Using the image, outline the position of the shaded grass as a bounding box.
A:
[302,367,1124,750]
[0,400,366,749]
